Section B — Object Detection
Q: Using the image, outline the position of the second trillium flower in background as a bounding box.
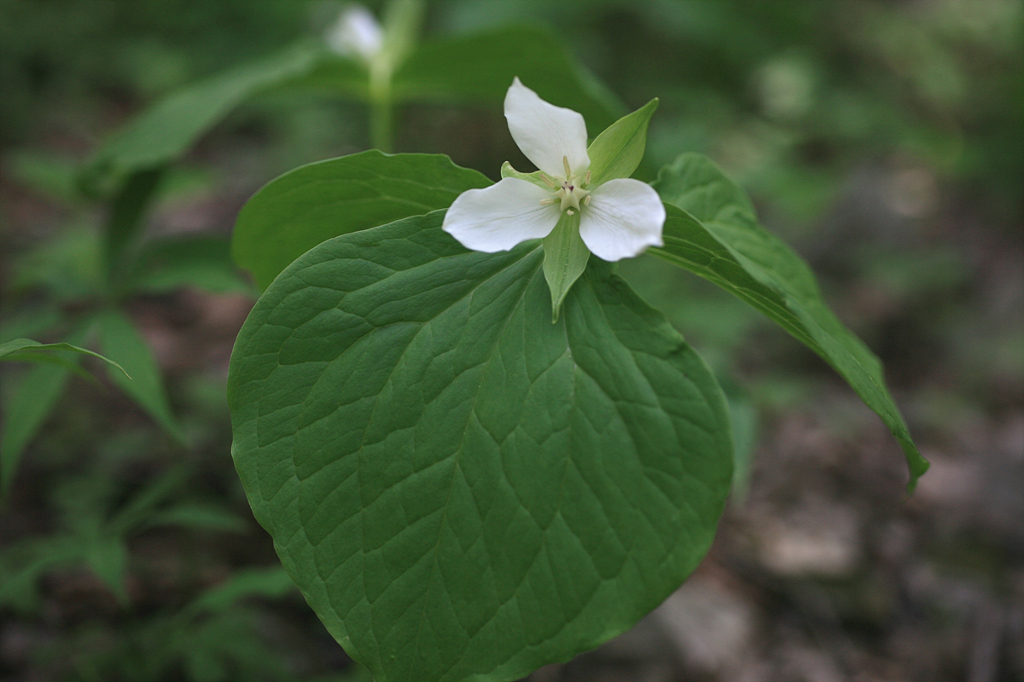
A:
[325,4,384,62]
[442,78,665,263]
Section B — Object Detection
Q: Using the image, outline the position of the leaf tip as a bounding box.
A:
[902,447,930,499]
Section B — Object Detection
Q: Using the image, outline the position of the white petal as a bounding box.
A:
[579,179,666,261]
[442,178,561,252]
[504,78,590,178]
[325,5,383,61]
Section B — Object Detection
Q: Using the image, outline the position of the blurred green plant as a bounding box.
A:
[0,163,250,496]
[1,0,632,498]
[0,464,244,611]
[78,0,624,196]
[0,456,346,681]
[0,6,642,679]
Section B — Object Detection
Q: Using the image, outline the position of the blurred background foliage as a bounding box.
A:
[1,1,1021,681]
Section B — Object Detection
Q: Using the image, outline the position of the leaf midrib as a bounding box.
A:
[401,251,549,680]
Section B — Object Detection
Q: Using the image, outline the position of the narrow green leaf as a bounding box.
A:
[587,98,658,187]
[8,226,104,302]
[127,235,251,295]
[97,309,186,444]
[82,43,329,193]
[1,363,73,498]
[655,205,817,346]
[0,306,63,344]
[104,167,164,283]
[0,338,129,377]
[651,153,927,492]
[0,538,81,612]
[144,503,246,534]
[726,394,758,506]
[231,151,490,290]
[6,151,81,205]
[393,24,625,132]
[229,211,733,682]
[108,466,190,535]
[541,212,590,321]
[186,567,296,614]
[279,53,368,99]
[84,533,129,605]
[1,326,91,498]
[0,352,98,383]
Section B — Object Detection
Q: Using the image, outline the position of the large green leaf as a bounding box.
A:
[394,24,625,132]
[231,151,490,290]
[228,211,733,682]
[651,153,927,491]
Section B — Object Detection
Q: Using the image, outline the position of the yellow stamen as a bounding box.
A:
[540,173,560,189]
[562,155,571,178]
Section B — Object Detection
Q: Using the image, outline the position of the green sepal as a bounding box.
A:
[500,161,552,190]
[587,98,658,187]
[542,212,590,322]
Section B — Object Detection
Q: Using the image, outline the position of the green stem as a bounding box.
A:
[369,61,393,153]
[369,96,392,153]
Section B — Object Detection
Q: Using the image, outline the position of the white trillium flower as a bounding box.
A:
[443,78,665,262]
[326,4,384,62]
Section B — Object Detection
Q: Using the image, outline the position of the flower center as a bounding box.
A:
[540,156,591,215]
